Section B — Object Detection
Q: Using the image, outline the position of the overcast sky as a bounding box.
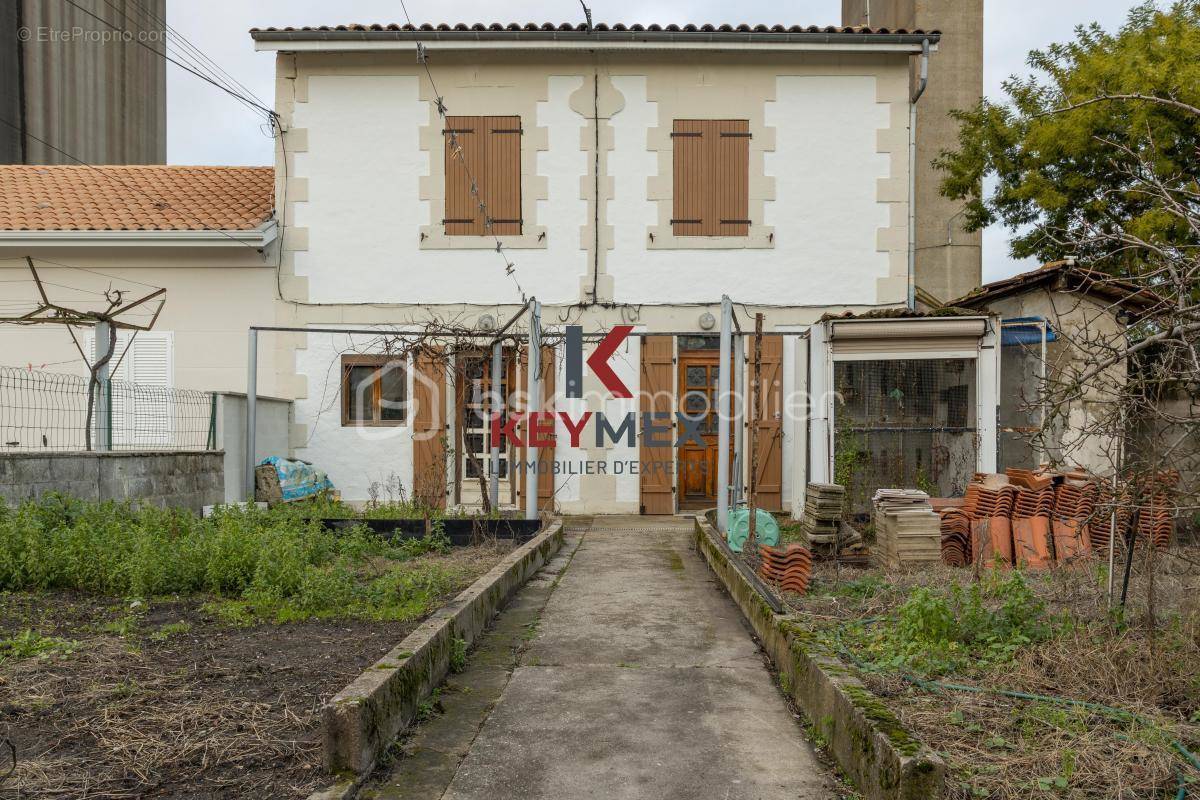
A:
[163,0,1142,283]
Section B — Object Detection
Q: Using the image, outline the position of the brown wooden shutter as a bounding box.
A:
[671,120,706,236]
[714,120,750,236]
[412,351,447,509]
[671,119,749,237]
[751,335,783,511]
[640,336,675,514]
[444,115,521,237]
[484,116,522,236]
[444,117,483,235]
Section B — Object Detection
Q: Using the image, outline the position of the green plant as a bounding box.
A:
[0,494,473,624]
[914,466,937,497]
[449,636,467,673]
[0,629,79,664]
[150,621,192,641]
[846,569,1052,676]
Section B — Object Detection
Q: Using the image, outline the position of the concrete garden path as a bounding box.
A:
[365,515,834,800]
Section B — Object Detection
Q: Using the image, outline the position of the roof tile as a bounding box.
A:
[0,165,274,232]
[248,22,939,36]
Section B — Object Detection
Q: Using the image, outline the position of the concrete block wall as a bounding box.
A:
[0,451,224,513]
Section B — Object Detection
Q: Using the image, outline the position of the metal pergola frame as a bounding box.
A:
[244,295,817,528]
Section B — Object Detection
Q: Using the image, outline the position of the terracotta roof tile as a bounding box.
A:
[0,165,274,231]
[250,22,939,36]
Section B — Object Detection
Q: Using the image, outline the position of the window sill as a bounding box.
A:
[646,226,775,250]
[341,421,408,428]
[419,226,548,250]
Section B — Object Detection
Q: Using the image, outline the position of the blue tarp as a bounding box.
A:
[260,456,334,502]
[1001,316,1058,346]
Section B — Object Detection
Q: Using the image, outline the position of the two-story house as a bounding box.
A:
[250,22,999,515]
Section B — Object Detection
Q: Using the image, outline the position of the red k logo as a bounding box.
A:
[565,324,633,399]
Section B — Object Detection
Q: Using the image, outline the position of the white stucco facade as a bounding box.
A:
[257,34,954,512]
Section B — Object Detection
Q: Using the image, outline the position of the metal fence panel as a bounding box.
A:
[0,366,214,452]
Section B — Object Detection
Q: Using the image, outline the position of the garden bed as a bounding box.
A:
[769,549,1200,799]
[0,495,521,798]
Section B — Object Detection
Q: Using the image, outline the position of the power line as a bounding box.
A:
[398,0,527,302]
[110,0,273,120]
[94,0,260,119]
[126,0,270,109]
[0,257,164,290]
[60,0,277,122]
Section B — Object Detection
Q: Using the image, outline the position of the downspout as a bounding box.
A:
[590,67,600,303]
[907,38,930,311]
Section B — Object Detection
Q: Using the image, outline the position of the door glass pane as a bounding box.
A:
[379,364,406,421]
[346,366,375,422]
[686,366,707,387]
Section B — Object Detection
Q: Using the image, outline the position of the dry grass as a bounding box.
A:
[778,546,1200,799]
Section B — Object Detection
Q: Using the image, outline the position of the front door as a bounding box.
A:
[677,343,722,509]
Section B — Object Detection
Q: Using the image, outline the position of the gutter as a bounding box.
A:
[907,38,930,311]
[0,220,279,250]
[251,30,938,53]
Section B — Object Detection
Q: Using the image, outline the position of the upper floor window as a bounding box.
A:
[443,115,522,237]
[342,355,407,426]
[670,119,751,237]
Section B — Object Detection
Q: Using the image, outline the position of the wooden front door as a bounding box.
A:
[677,348,722,508]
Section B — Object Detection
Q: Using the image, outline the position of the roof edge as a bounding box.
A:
[250,26,939,50]
[0,220,279,248]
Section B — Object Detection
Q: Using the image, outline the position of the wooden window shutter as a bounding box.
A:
[484,116,522,236]
[444,116,483,235]
[671,119,750,237]
[714,120,750,236]
[444,115,521,236]
[671,120,706,236]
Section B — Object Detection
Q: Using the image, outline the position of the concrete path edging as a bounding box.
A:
[321,520,565,780]
[693,515,945,800]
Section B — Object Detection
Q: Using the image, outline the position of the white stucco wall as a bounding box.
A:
[292,74,586,306]
[292,332,415,502]
[607,74,892,305]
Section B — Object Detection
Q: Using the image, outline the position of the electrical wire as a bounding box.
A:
[107,0,273,122]
[126,0,271,109]
[397,0,526,302]
[60,0,277,122]
[0,257,164,291]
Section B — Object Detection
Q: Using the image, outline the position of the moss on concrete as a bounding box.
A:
[842,685,922,757]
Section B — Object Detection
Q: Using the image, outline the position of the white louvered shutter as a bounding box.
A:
[85,331,174,448]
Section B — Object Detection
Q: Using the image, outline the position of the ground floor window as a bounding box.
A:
[833,358,978,516]
[341,355,406,426]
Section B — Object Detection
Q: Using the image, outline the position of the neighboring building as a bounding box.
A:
[250,22,1001,514]
[842,0,984,304]
[1,0,166,164]
[952,260,1160,476]
[0,165,280,394]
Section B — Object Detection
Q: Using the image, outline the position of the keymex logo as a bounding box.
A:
[564,324,633,398]
[491,324,709,453]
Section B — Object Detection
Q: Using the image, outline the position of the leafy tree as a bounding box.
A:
[937,1,1200,274]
